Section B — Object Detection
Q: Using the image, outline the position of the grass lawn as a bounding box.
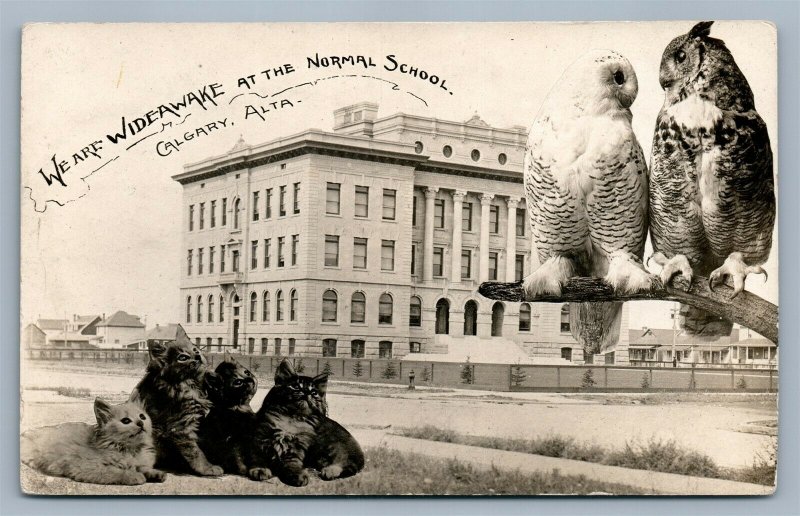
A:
[396,426,776,486]
[22,446,642,495]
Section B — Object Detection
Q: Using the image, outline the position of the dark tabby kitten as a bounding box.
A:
[252,359,365,487]
[199,356,271,481]
[130,336,222,476]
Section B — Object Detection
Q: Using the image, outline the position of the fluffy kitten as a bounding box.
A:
[21,398,165,485]
[130,336,222,476]
[199,356,271,481]
[252,359,365,487]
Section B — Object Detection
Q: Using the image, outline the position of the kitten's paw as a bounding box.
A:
[319,464,344,481]
[282,469,310,487]
[248,467,273,481]
[144,469,167,483]
[120,471,147,485]
[197,464,224,477]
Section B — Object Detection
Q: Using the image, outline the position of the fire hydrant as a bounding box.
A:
[408,370,416,390]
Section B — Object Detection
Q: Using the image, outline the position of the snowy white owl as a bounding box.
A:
[522,49,652,355]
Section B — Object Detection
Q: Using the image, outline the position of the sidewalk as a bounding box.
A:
[353,429,774,496]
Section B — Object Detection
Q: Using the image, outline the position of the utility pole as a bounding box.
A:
[670,304,680,367]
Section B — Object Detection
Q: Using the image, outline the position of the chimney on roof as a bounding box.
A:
[102,313,106,321]
[332,102,379,137]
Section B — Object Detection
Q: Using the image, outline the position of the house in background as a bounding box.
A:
[24,315,103,350]
[627,327,775,368]
[129,323,190,352]
[95,311,146,349]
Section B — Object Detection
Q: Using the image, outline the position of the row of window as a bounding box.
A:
[411,195,527,237]
[323,339,409,359]
[324,236,395,270]
[252,183,301,222]
[188,182,301,233]
[186,236,299,276]
[413,141,508,166]
[326,183,397,220]
[186,289,299,324]
[322,290,396,325]
[196,335,297,356]
[408,244,527,281]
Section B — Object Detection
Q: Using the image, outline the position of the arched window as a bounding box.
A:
[351,292,366,323]
[379,293,393,325]
[186,296,192,324]
[409,296,422,327]
[290,289,298,321]
[519,303,531,331]
[322,338,337,357]
[561,347,572,361]
[560,304,570,333]
[276,290,284,321]
[351,339,365,358]
[219,295,225,322]
[233,198,241,229]
[197,295,203,323]
[464,300,478,336]
[322,290,337,322]
[491,302,504,336]
[250,292,257,322]
[379,341,393,359]
[208,295,215,323]
[435,299,450,334]
[262,291,270,322]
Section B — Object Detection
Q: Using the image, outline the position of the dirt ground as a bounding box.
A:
[20,363,777,471]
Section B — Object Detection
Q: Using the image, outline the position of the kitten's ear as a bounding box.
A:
[313,373,329,396]
[94,398,113,425]
[204,371,224,395]
[274,359,296,384]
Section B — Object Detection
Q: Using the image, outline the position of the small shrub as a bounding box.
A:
[251,361,261,373]
[641,372,651,389]
[461,357,474,385]
[736,377,748,390]
[294,358,306,373]
[605,438,720,478]
[510,361,527,387]
[734,436,777,486]
[352,360,364,378]
[581,369,595,390]
[381,361,398,379]
[420,366,431,383]
[321,361,334,377]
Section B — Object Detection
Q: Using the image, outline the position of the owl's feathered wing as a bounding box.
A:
[650,98,775,335]
[525,107,649,354]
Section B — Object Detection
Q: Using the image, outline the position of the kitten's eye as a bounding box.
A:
[121,418,132,424]
[613,70,624,85]
[139,414,146,421]
[177,354,190,362]
[232,379,243,387]
[245,370,252,377]
[676,50,687,63]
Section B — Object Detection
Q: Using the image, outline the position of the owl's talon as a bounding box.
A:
[521,256,576,300]
[649,253,693,290]
[707,252,765,299]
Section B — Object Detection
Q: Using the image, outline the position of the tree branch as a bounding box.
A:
[478,276,778,344]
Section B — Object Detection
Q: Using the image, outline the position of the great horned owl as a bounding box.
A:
[649,21,775,336]
[522,50,651,356]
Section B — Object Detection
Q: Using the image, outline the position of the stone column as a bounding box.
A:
[479,193,494,283]
[423,187,438,281]
[450,190,466,282]
[505,198,519,281]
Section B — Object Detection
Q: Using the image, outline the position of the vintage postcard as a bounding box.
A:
[20,21,778,495]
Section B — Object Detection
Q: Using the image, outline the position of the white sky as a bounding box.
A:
[20,21,778,330]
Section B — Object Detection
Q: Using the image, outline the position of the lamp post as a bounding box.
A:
[670,304,680,367]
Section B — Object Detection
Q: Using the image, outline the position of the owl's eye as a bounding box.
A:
[232,379,243,387]
[121,418,132,424]
[676,50,687,63]
[613,70,625,85]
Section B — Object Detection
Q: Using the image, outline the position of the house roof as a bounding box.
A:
[96,311,145,328]
[36,319,68,331]
[628,328,741,347]
[75,315,100,324]
[146,323,184,340]
[733,338,776,348]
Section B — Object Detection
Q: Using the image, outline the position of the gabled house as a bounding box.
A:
[95,311,146,349]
